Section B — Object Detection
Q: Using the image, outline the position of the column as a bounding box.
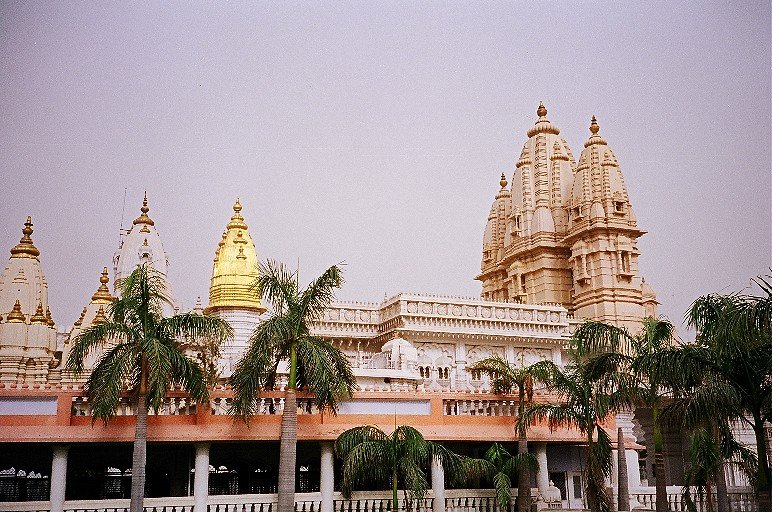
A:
[194,443,210,512]
[625,449,641,488]
[535,443,549,496]
[320,442,335,512]
[50,445,69,512]
[431,456,445,512]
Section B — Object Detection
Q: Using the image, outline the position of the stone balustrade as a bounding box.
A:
[0,489,541,512]
[442,398,520,417]
[629,490,757,511]
[71,396,196,416]
[313,293,571,343]
[209,396,318,416]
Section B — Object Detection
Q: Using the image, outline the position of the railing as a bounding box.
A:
[71,397,196,416]
[630,491,757,511]
[208,397,319,416]
[0,490,545,512]
[442,398,520,417]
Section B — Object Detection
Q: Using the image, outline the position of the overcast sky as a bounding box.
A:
[1,1,769,337]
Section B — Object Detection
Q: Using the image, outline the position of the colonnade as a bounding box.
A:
[43,441,641,512]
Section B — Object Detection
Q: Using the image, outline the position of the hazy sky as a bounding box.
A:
[1,1,769,336]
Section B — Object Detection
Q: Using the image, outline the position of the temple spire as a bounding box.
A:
[10,217,41,259]
[132,192,155,226]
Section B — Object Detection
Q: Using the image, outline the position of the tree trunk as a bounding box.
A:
[711,424,729,512]
[652,407,667,512]
[392,467,399,511]
[517,432,530,512]
[585,438,599,512]
[130,393,147,512]
[617,428,630,512]
[278,387,297,512]
[752,415,771,510]
[516,390,530,512]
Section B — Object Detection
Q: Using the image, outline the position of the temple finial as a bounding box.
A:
[500,173,508,188]
[7,300,26,323]
[133,192,155,226]
[590,115,600,135]
[537,101,547,118]
[10,217,41,258]
[31,301,46,324]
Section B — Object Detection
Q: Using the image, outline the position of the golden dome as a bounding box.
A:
[10,217,41,259]
[92,306,107,325]
[205,200,266,314]
[132,192,155,226]
[90,267,114,303]
[73,307,87,328]
[7,300,26,323]
[30,301,47,324]
[45,306,55,328]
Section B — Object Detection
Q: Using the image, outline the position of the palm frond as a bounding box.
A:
[295,335,356,411]
[572,320,634,356]
[335,425,388,458]
[340,440,391,497]
[159,312,233,344]
[84,342,139,423]
[298,264,344,323]
[398,457,429,502]
[66,320,134,375]
[492,471,512,510]
[254,260,298,315]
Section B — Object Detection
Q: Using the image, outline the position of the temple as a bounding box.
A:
[0,105,755,511]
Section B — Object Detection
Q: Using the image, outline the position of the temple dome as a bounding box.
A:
[481,174,512,268]
[569,117,633,222]
[112,193,176,315]
[205,200,266,314]
[512,103,575,236]
[0,217,51,322]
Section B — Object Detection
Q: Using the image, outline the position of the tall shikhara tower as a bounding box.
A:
[477,104,657,330]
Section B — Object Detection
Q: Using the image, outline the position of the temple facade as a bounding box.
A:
[0,105,755,511]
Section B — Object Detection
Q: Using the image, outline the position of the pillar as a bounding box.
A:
[617,428,630,512]
[535,443,549,496]
[320,442,335,512]
[194,443,210,512]
[50,445,69,512]
[431,456,445,512]
[625,449,641,488]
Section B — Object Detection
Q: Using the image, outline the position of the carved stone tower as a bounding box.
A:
[477,106,657,329]
[477,103,575,307]
[565,117,648,330]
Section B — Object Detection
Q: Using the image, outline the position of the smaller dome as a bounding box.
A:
[641,279,657,301]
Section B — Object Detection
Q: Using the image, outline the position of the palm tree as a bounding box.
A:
[684,277,772,509]
[476,442,538,511]
[335,424,475,510]
[66,264,233,512]
[230,261,357,512]
[468,356,546,512]
[572,318,676,512]
[518,349,621,512]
